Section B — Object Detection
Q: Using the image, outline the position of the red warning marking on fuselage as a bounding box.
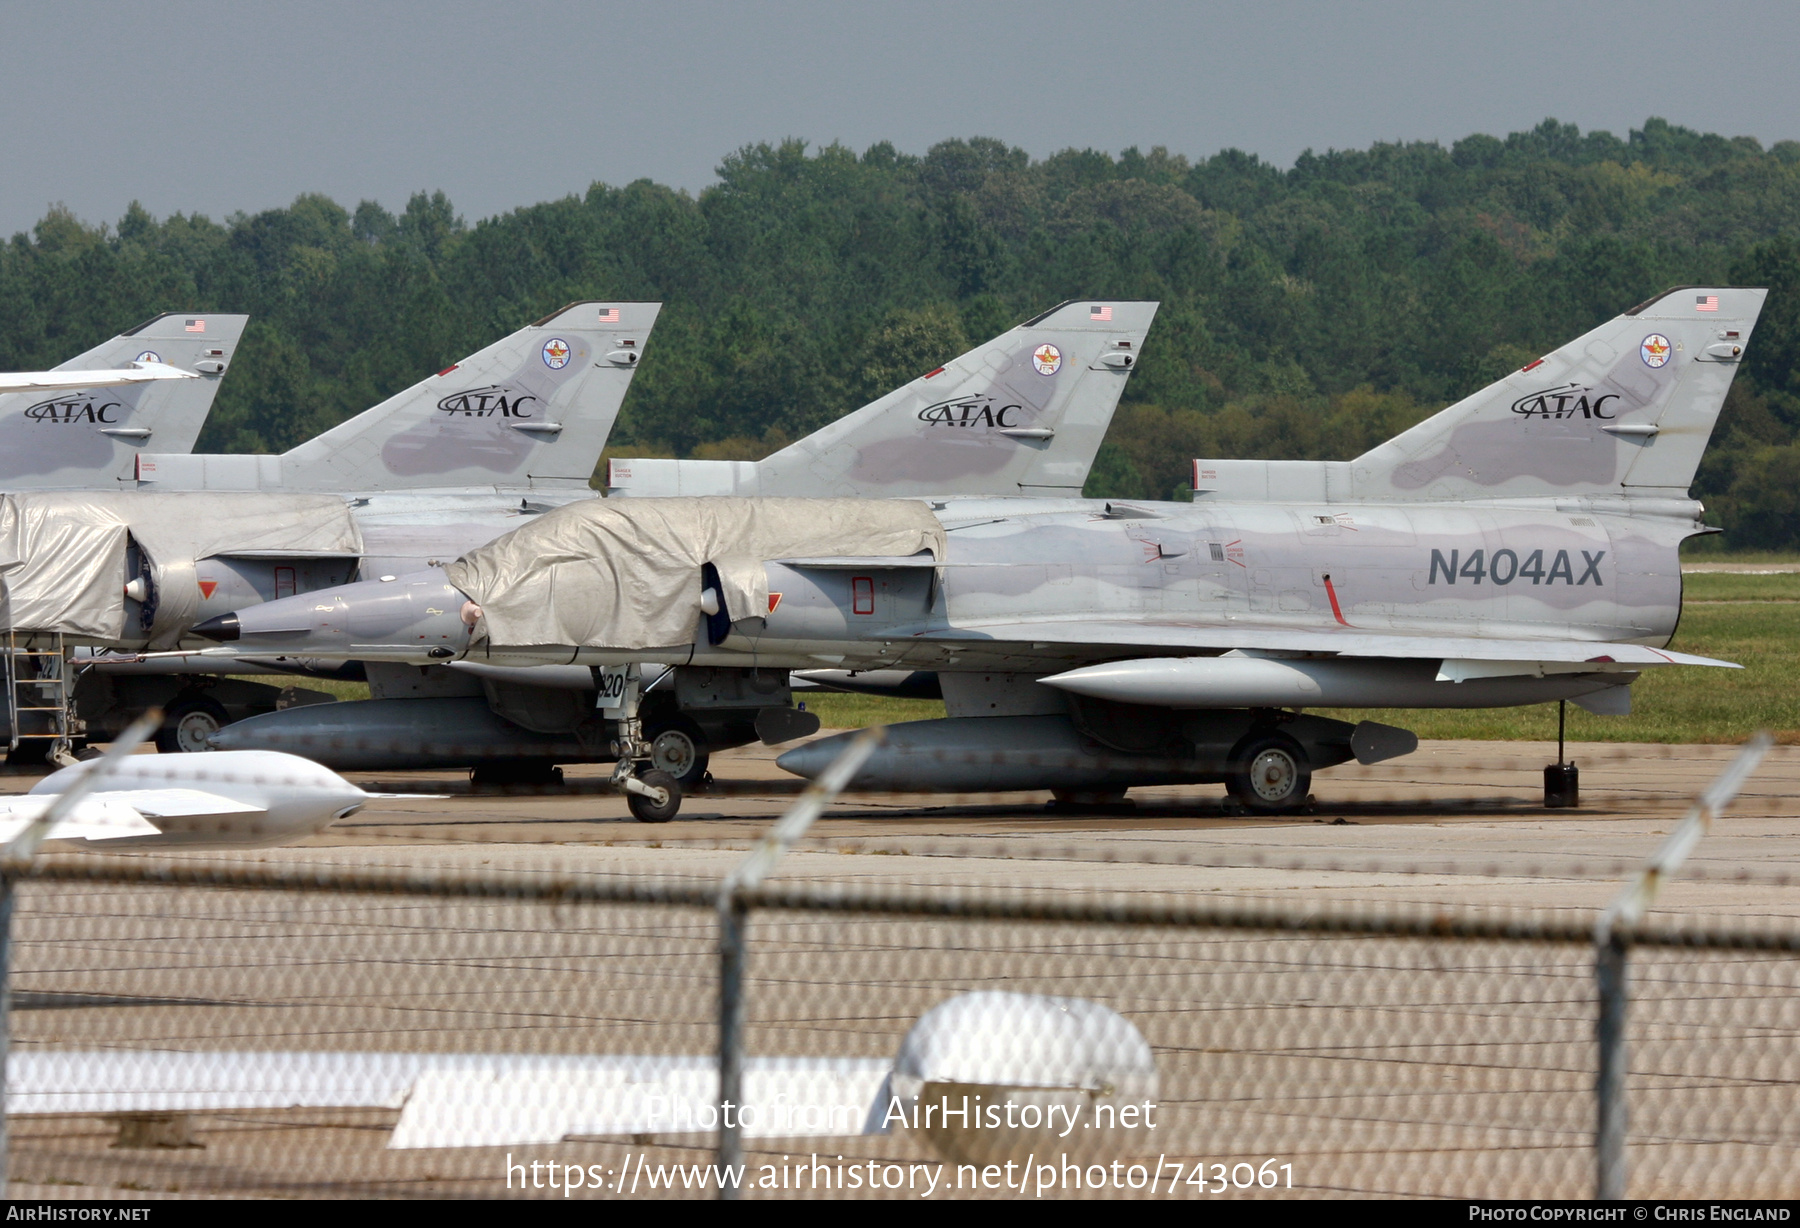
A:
[1322,573,1350,627]
[198,580,218,600]
[767,592,783,615]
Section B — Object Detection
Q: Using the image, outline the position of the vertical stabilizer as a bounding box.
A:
[1347,287,1765,501]
[137,303,659,493]
[0,313,247,488]
[607,300,1157,497]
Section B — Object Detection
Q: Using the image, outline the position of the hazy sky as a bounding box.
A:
[3,0,1796,237]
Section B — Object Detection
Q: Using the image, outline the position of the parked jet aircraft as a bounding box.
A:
[604,300,1155,500]
[196,288,1761,817]
[203,301,1156,783]
[16,748,370,847]
[0,312,247,487]
[27,303,659,758]
[0,313,247,761]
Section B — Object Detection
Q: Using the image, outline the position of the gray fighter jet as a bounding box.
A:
[133,302,653,493]
[604,300,1156,500]
[30,303,658,756]
[0,313,247,760]
[198,287,1760,818]
[0,312,247,487]
[201,301,1156,782]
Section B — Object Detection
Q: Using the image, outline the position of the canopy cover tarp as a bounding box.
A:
[445,497,946,651]
[0,492,361,644]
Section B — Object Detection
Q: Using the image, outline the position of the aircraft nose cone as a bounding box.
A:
[192,613,240,642]
[775,738,840,780]
[203,723,241,750]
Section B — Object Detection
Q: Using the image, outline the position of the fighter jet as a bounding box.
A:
[16,304,657,758]
[0,313,248,760]
[10,748,369,848]
[604,300,1157,500]
[131,301,655,493]
[198,287,1760,818]
[203,301,1157,783]
[0,312,247,487]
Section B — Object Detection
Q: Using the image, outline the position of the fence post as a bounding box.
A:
[1594,933,1627,1200]
[1589,733,1769,1202]
[717,889,747,1200]
[713,727,883,1201]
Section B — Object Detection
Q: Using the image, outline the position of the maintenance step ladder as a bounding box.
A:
[4,631,71,758]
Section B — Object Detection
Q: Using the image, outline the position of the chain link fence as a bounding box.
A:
[0,859,1792,1200]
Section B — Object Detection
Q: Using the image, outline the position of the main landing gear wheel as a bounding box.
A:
[645,718,710,791]
[156,697,229,754]
[1228,732,1311,814]
[627,768,681,823]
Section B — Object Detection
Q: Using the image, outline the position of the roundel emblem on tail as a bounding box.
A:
[134,351,161,364]
[542,338,572,369]
[1031,343,1062,375]
[1640,334,1672,368]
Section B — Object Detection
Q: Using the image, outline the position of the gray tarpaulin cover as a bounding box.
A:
[445,497,946,651]
[0,493,361,644]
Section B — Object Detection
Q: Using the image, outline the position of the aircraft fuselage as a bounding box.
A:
[214,493,1693,713]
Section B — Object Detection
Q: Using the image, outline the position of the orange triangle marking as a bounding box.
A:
[767,592,782,615]
[198,580,218,599]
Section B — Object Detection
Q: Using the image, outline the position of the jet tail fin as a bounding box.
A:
[1192,288,1765,505]
[136,303,659,493]
[607,300,1157,497]
[0,312,247,488]
[1340,287,1762,503]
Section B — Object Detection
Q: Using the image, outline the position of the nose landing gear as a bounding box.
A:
[604,664,683,822]
[623,768,680,822]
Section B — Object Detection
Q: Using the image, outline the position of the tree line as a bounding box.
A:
[5,117,1800,547]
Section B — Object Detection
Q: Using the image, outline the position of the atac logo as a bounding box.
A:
[24,396,121,425]
[133,351,161,365]
[436,384,537,419]
[918,395,1027,430]
[1031,343,1062,376]
[542,338,571,370]
[1510,383,1617,421]
[1640,334,1672,368]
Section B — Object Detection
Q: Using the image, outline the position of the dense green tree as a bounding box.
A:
[10,116,1800,545]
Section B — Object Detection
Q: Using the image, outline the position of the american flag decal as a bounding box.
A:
[598,307,620,324]
[184,319,205,333]
[1696,295,1720,312]
[1090,305,1113,321]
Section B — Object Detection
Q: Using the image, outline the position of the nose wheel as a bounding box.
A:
[624,768,681,823]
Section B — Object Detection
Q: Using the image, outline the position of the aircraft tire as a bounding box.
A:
[628,769,681,823]
[645,717,710,790]
[1228,732,1311,814]
[156,697,229,754]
